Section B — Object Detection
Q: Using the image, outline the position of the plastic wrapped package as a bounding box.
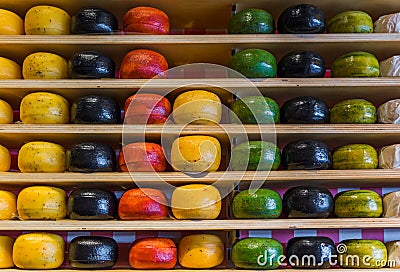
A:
[379,144,400,169]
[386,241,400,268]
[374,12,400,33]
[377,99,400,124]
[380,56,400,76]
[383,191,400,217]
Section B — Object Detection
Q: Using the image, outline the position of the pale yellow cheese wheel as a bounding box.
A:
[20,92,69,124]
[18,141,66,173]
[25,5,70,35]
[0,236,14,268]
[173,90,222,124]
[0,145,11,172]
[0,190,16,220]
[179,234,224,268]
[0,99,13,124]
[13,233,65,269]
[171,135,221,172]
[0,57,21,79]
[0,9,23,35]
[172,184,221,219]
[22,52,68,79]
[17,186,67,220]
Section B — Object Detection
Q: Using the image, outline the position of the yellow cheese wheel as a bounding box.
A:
[25,5,70,35]
[0,190,16,219]
[179,234,224,268]
[0,236,14,268]
[17,186,67,220]
[173,90,222,124]
[22,52,68,79]
[0,9,23,35]
[171,135,221,172]
[0,99,13,124]
[0,145,11,172]
[171,184,221,219]
[13,233,65,269]
[18,141,66,173]
[20,92,69,124]
[0,57,21,79]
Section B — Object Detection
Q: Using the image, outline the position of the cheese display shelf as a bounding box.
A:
[4,270,400,272]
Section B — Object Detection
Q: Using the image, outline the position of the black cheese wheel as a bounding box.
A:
[280,96,329,124]
[278,4,326,34]
[69,51,115,79]
[71,95,121,124]
[67,189,118,220]
[277,51,326,78]
[71,8,118,34]
[67,142,116,172]
[68,236,118,269]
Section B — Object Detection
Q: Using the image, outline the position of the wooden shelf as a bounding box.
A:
[1,219,400,231]
[1,170,400,189]
[1,34,400,67]
[4,269,400,272]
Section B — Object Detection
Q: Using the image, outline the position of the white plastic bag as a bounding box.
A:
[380,56,400,76]
[374,12,400,33]
[377,99,400,124]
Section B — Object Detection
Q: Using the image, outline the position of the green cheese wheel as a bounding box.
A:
[327,11,373,33]
[333,144,378,169]
[331,51,379,77]
[231,96,279,124]
[330,99,376,124]
[339,239,387,268]
[334,190,383,218]
[228,8,275,34]
[229,49,277,78]
[232,189,282,218]
[232,238,283,269]
[230,141,280,171]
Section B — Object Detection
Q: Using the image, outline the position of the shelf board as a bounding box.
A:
[4,270,400,272]
[2,219,400,231]
[2,124,400,147]
[1,170,400,189]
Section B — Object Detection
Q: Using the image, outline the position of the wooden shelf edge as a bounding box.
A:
[4,269,399,272]
[1,219,400,231]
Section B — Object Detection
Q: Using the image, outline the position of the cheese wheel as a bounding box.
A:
[0,190,16,219]
[171,184,221,219]
[380,56,400,76]
[25,5,70,35]
[386,241,400,268]
[18,141,66,173]
[0,57,21,79]
[338,239,387,268]
[374,12,400,33]
[378,99,400,124]
[13,233,65,269]
[0,99,13,124]
[23,52,68,79]
[0,236,14,268]
[179,234,224,268]
[0,145,11,172]
[383,191,400,217]
[20,92,69,124]
[0,9,23,34]
[173,90,222,124]
[379,144,400,169]
[334,190,382,218]
[17,186,67,220]
[171,135,221,172]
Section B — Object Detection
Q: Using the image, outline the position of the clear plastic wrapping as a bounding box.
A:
[374,12,400,33]
[386,241,400,268]
[379,144,400,169]
[377,99,400,124]
[380,56,400,76]
[383,191,400,217]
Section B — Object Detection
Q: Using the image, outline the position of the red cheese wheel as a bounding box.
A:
[124,94,171,124]
[119,142,166,172]
[119,49,168,79]
[123,7,169,34]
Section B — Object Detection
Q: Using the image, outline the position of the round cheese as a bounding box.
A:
[383,191,400,217]
[0,9,23,34]
[0,57,21,79]
[22,52,68,79]
[0,145,11,172]
[0,190,16,219]
[0,236,14,268]
[374,12,400,33]
[25,5,70,35]
[380,55,400,76]
[379,144,400,169]
[378,99,400,124]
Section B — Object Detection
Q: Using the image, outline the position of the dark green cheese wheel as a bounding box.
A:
[283,186,334,218]
[228,8,275,34]
[68,236,118,269]
[229,49,277,78]
[282,140,332,170]
[232,238,283,269]
[231,96,279,124]
[67,189,118,220]
[232,189,282,218]
[230,141,280,171]
[332,144,378,169]
[278,4,326,34]
[339,239,387,268]
[334,190,383,218]
[327,11,373,33]
[71,95,121,124]
[286,236,337,268]
[67,142,116,172]
[330,99,376,124]
[331,51,379,77]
